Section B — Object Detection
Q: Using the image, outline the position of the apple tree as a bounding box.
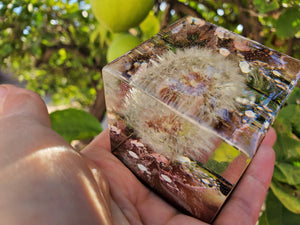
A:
[0,1,300,223]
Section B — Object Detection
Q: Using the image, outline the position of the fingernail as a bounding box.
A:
[0,86,8,111]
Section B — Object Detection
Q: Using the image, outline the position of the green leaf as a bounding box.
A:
[287,87,300,105]
[259,211,270,225]
[204,142,241,173]
[275,7,300,38]
[276,104,300,130]
[273,132,300,161]
[204,159,229,174]
[260,190,282,225]
[207,142,240,162]
[270,180,300,214]
[259,190,300,225]
[2,43,13,56]
[140,12,160,40]
[50,108,102,143]
[254,0,279,14]
[273,103,300,161]
[293,161,300,168]
[273,166,289,183]
[57,48,67,65]
[90,24,109,47]
[275,162,300,185]
[293,121,300,139]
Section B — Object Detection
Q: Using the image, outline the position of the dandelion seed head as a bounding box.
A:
[123,48,245,162]
[124,87,216,162]
[132,47,246,125]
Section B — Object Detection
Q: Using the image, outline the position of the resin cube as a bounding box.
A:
[102,17,300,223]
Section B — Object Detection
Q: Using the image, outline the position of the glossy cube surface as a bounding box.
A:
[102,17,300,223]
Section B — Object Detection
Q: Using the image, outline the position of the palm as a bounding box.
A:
[82,129,276,225]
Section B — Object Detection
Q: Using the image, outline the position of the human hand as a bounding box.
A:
[0,85,276,225]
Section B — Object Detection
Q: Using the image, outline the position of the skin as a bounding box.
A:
[0,84,276,225]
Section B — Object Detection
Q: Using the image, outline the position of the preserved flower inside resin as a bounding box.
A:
[123,48,246,162]
[132,48,246,124]
[124,88,216,163]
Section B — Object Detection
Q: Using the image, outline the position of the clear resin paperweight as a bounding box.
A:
[102,17,300,223]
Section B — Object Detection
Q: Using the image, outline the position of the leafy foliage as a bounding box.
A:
[260,87,300,222]
[259,191,300,225]
[50,108,102,143]
[0,0,106,106]
[254,0,279,14]
[275,7,300,38]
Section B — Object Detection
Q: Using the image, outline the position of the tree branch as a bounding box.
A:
[286,37,296,56]
[172,1,203,18]
[160,1,173,29]
[89,87,106,121]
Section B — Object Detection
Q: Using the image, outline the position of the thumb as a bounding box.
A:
[0,85,69,164]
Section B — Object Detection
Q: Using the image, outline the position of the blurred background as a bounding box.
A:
[0,0,300,224]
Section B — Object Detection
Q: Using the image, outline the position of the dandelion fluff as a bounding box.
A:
[132,47,245,124]
[124,88,215,163]
[123,48,245,162]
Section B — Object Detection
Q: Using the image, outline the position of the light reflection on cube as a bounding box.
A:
[102,17,300,223]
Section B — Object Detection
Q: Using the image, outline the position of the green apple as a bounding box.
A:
[107,33,141,62]
[90,0,155,33]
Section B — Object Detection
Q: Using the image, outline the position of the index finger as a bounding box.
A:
[214,129,276,225]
